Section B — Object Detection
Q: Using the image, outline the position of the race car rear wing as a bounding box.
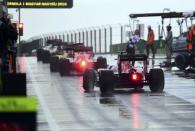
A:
[119,53,147,61]
[129,11,195,19]
[63,45,93,52]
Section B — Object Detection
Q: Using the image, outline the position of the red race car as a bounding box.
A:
[83,52,164,95]
[56,43,107,76]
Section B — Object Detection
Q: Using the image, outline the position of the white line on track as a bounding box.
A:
[172,111,195,113]
[165,103,194,106]
[25,58,59,131]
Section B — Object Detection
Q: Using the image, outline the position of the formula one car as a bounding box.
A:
[37,39,62,63]
[83,52,164,95]
[49,44,68,72]
[51,43,107,76]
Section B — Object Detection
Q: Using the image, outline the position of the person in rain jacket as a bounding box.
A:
[165,25,173,63]
[146,25,155,58]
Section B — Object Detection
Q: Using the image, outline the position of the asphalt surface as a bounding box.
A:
[24,55,195,131]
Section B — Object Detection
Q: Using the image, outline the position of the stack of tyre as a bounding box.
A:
[174,53,195,70]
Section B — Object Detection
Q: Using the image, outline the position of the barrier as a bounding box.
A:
[1,73,26,96]
[0,97,37,131]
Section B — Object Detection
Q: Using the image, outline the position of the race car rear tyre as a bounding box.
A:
[99,70,114,96]
[149,69,164,93]
[41,50,46,63]
[83,69,96,92]
[37,49,43,61]
[42,51,51,63]
[59,59,70,76]
[96,57,107,69]
[175,53,190,70]
[50,56,59,72]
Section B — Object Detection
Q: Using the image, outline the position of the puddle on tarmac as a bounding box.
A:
[99,97,119,105]
[174,71,195,79]
[99,97,132,119]
[84,90,100,98]
[147,92,166,96]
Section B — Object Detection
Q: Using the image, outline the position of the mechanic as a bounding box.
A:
[0,5,18,74]
[146,25,155,58]
[6,15,18,73]
[186,26,193,52]
[126,29,140,55]
[165,25,173,63]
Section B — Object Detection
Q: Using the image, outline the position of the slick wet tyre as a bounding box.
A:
[37,49,43,61]
[83,69,96,92]
[59,59,70,76]
[42,51,51,63]
[99,70,114,96]
[50,56,59,72]
[149,69,164,93]
[175,53,189,70]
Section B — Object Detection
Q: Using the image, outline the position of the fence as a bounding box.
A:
[27,24,166,54]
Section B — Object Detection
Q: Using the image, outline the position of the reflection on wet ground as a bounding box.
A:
[25,56,195,131]
[172,70,195,79]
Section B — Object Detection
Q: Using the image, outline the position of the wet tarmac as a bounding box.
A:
[24,56,195,131]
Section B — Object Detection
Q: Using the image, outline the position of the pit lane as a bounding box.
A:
[24,55,195,131]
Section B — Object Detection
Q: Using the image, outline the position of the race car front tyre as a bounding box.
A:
[59,59,70,76]
[149,69,164,93]
[83,69,96,92]
[50,56,59,72]
[99,70,114,96]
[96,57,107,69]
